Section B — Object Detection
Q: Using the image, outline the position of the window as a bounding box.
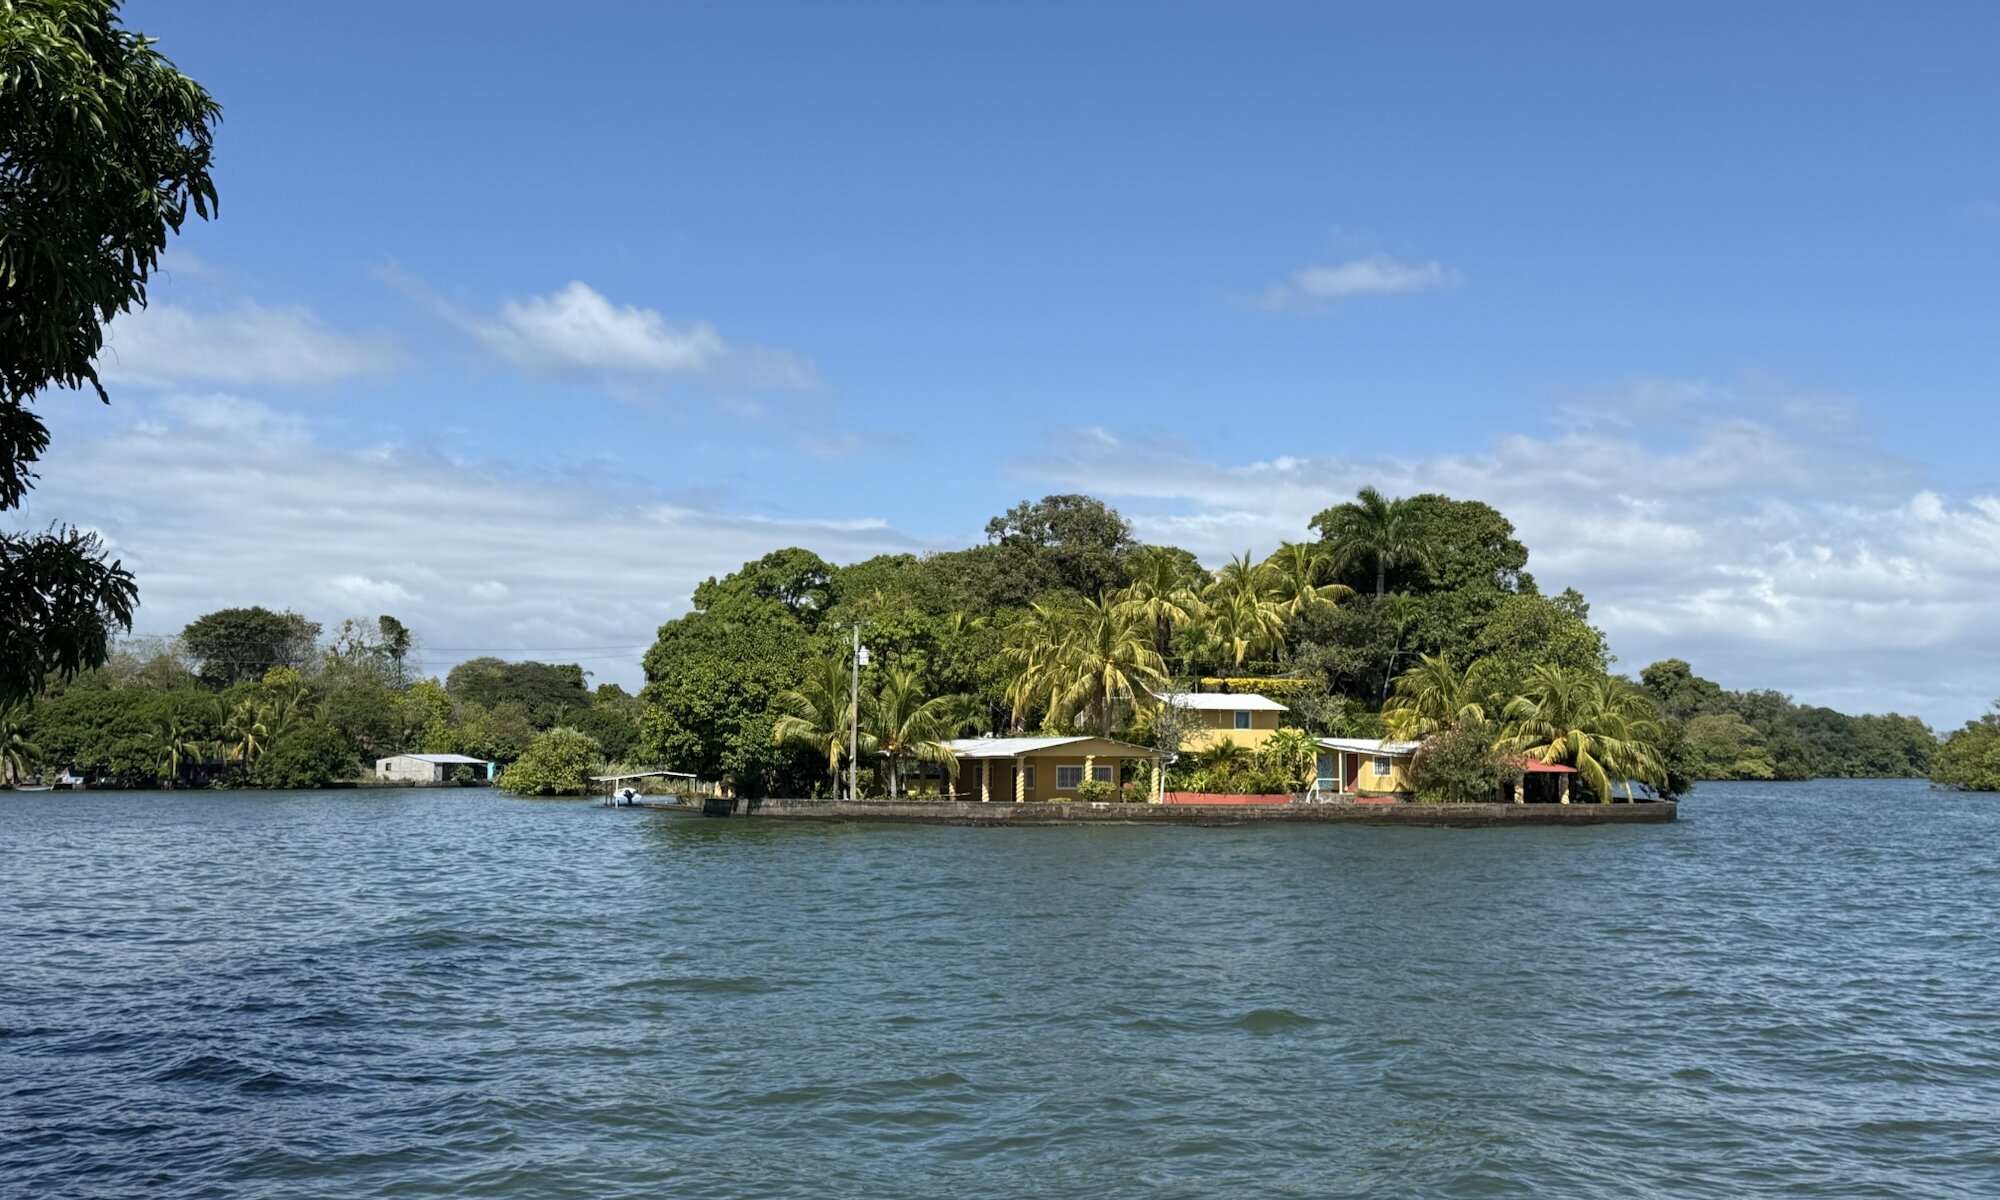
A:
[1023,765,1036,793]
[1373,756,1394,776]
[1056,765,1083,789]
[1091,764,1113,782]
[1234,710,1252,729]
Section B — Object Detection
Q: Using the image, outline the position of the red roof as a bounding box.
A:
[1520,760,1578,774]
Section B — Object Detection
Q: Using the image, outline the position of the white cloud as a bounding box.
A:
[1261,254,1456,310]
[458,281,815,391]
[95,303,401,387]
[1014,387,2000,729]
[20,395,921,692]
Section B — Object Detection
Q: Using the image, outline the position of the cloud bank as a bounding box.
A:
[22,394,917,691]
[1017,387,2000,728]
[95,303,402,387]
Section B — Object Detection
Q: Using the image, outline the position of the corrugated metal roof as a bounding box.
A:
[1155,691,1289,712]
[942,736,1159,758]
[1317,737,1420,756]
[389,753,490,764]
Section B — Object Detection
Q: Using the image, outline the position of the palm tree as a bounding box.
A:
[1501,665,1666,802]
[1383,654,1502,741]
[1263,726,1318,790]
[223,700,269,768]
[1,702,40,786]
[1193,588,1286,671]
[1264,542,1354,621]
[1314,486,1438,597]
[772,655,875,797]
[149,714,204,788]
[865,667,960,798]
[1113,550,1205,662]
[1006,596,1167,736]
[1001,600,1075,729]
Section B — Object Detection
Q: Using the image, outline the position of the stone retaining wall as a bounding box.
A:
[656,797,1676,828]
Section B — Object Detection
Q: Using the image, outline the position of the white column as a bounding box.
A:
[980,760,990,803]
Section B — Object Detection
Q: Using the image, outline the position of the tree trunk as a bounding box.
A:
[1375,561,1386,597]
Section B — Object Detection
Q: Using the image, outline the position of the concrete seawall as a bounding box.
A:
[651,797,1677,828]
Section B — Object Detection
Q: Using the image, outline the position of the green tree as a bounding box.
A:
[1639,658,1724,722]
[1682,712,1778,780]
[691,547,835,632]
[250,722,355,789]
[1931,705,2000,791]
[377,615,413,685]
[499,727,602,796]
[639,589,816,795]
[983,494,1135,602]
[1410,718,1513,804]
[180,607,321,687]
[1310,486,1439,597]
[1,2,217,702]
[568,703,640,763]
[444,658,589,727]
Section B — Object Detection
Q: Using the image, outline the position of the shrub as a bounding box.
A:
[1074,779,1117,803]
[1410,719,1512,804]
[252,723,357,789]
[1174,766,1296,796]
[500,727,603,796]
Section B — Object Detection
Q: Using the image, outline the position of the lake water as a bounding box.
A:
[3,780,1996,1198]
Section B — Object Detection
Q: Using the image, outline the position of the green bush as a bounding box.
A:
[500,727,603,796]
[1410,720,1512,804]
[1074,779,1117,803]
[252,722,357,789]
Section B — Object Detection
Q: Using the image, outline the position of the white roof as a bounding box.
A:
[942,736,1159,759]
[590,771,695,781]
[1155,691,1289,712]
[1317,737,1420,756]
[389,753,489,764]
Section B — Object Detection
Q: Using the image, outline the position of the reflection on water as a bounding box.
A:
[3,780,1997,1198]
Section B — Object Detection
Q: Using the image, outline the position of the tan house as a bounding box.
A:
[942,736,1164,802]
[1157,692,1287,753]
[1314,737,1419,798]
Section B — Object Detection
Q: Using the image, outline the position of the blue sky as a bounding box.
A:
[24,2,2000,724]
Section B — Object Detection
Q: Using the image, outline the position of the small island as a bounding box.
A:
[8,493,1960,819]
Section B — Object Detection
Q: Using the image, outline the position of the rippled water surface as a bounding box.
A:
[4,781,1997,1197]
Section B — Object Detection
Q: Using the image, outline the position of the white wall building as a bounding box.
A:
[375,753,492,783]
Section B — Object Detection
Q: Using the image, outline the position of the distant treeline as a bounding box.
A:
[1639,660,1935,782]
[8,611,639,789]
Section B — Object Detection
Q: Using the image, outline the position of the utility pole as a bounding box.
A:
[849,623,860,801]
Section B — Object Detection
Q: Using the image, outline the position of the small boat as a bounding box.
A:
[9,784,54,793]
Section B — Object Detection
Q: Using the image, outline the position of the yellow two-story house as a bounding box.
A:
[1156,692,1288,753]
